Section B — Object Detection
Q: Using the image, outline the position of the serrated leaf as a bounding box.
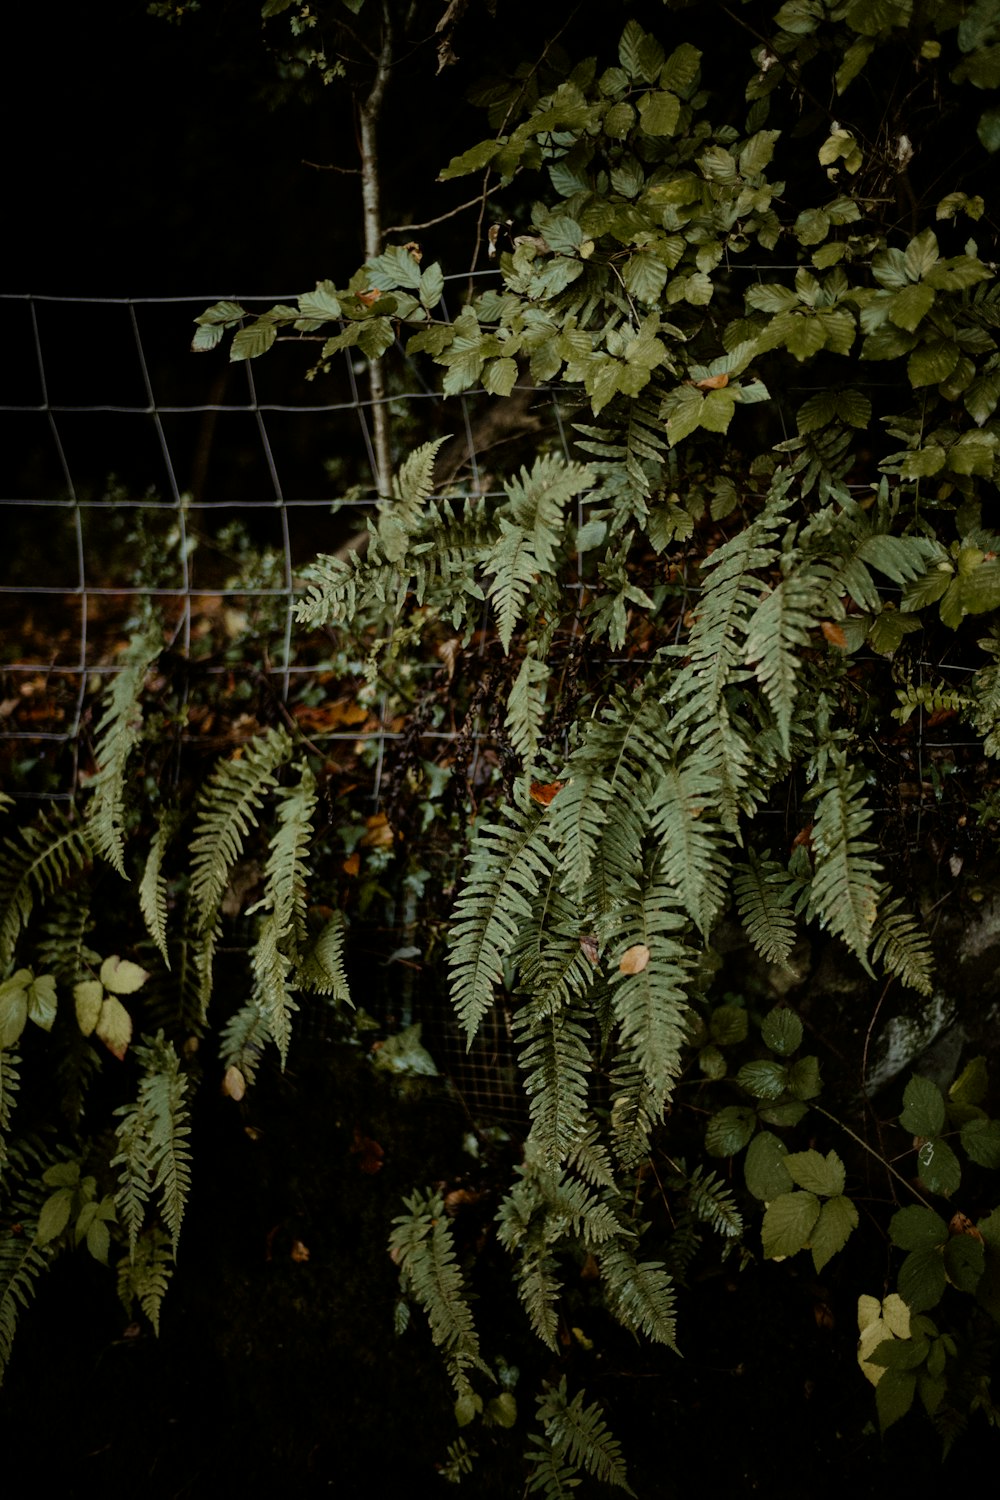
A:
[898,1246,948,1311]
[100,956,150,996]
[908,340,960,387]
[761,1190,821,1259]
[705,1105,757,1157]
[96,996,132,1060]
[811,1194,858,1272]
[900,1074,945,1137]
[916,1137,961,1197]
[787,1055,822,1100]
[890,1205,948,1251]
[960,1117,1000,1168]
[943,1232,985,1293]
[26,973,57,1031]
[744,1131,793,1200]
[639,90,680,136]
[439,138,501,181]
[36,1189,73,1245]
[736,1059,788,1100]
[875,1367,916,1433]
[230,321,277,362]
[950,1055,988,1107]
[74,979,103,1037]
[784,1149,845,1197]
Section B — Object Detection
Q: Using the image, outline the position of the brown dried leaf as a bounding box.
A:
[360,813,394,848]
[579,934,600,967]
[290,1239,311,1263]
[529,780,564,806]
[619,943,651,975]
[222,1065,246,1102]
[820,620,848,649]
[694,372,729,390]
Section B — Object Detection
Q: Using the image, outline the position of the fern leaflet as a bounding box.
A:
[86,629,160,875]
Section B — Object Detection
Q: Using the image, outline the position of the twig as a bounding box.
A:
[302,159,361,175]
[357,0,394,497]
[810,1102,937,1211]
[383,189,490,234]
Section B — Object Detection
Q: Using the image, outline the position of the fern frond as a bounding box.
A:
[377,436,448,562]
[506,651,550,771]
[113,1034,191,1255]
[139,810,176,968]
[0,1235,53,1386]
[600,1240,678,1350]
[86,630,160,876]
[389,1189,486,1385]
[117,1224,173,1335]
[535,1378,634,1495]
[0,1051,20,1177]
[608,1060,660,1169]
[516,1003,592,1171]
[869,895,934,996]
[260,763,317,954]
[608,872,692,1106]
[0,813,92,969]
[252,912,298,1069]
[448,803,553,1044]
[188,727,292,933]
[744,568,825,756]
[175,900,216,1031]
[649,759,730,935]
[525,1435,584,1499]
[807,747,883,965]
[297,911,351,1001]
[484,455,591,649]
[733,850,798,966]
[35,879,94,983]
[684,1163,744,1239]
[566,1122,617,1190]
[220,999,271,1084]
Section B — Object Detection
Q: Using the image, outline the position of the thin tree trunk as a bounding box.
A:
[358,3,394,496]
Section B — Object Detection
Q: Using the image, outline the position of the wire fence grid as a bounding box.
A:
[1,288,992,1114]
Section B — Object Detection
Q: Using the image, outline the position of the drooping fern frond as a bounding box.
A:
[607,869,692,1107]
[389,1189,488,1392]
[733,849,798,966]
[967,630,1000,755]
[117,1224,173,1335]
[574,381,672,517]
[139,809,177,968]
[515,1002,593,1171]
[260,763,317,956]
[0,812,92,970]
[806,746,884,966]
[297,911,351,1002]
[682,1162,744,1240]
[744,566,826,757]
[220,999,271,1084]
[251,913,297,1069]
[506,650,550,772]
[85,629,161,876]
[534,1378,634,1495]
[113,1033,191,1255]
[0,1051,20,1177]
[376,436,448,561]
[869,895,934,996]
[599,1240,678,1350]
[649,758,731,935]
[35,879,95,984]
[484,455,591,650]
[0,1235,53,1387]
[188,727,292,934]
[448,803,554,1044]
[525,1433,585,1499]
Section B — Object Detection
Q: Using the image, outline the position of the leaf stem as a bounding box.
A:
[810,1102,936,1211]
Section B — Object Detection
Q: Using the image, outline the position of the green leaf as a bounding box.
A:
[26,973,57,1031]
[36,1188,73,1245]
[787,1055,822,1100]
[889,283,935,332]
[908,340,960,387]
[903,229,939,282]
[890,1205,948,1251]
[950,1055,988,1107]
[784,1149,845,1198]
[744,1132,794,1200]
[660,42,701,94]
[811,1195,859,1273]
[761,1190,821,1259]
[639,91,681,135]
[960,1117,1000,1168]
[736,1059,788,1101]
[761,1007,803,1056]
[900,1075,945,1138]
[100,956,150,997]
[709,1004,748,1045]
[705,1105,757,1157]
[0,974,28,1050]
[875,1367,916,1433]
[898,1246,948,1311]
[917,1137,961,1197]
[439,138,501,181]
[230,320,277,362]
[943,1233,985,1293]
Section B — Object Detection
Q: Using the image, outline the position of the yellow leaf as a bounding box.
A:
[100,955,150,995]
[222,1065,247,1101]
[619,943,651,975]
[96,996,133,1060]
[74,979,104,1037]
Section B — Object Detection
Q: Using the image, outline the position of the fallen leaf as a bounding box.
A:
[820,620,848,649]
[342,851,361,877]
[695,372,729,390]
[290,1239,311,1263]
[949,1210,983,1241]
[351,1127,385,1174]
[579,934,600,967]
[222,1065,246,1102]
[619,943,651,975]
[529,780,564,806]
[357,288,381,307]
[360,813,394,848]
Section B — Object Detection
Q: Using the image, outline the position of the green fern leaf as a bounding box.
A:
[113,1034,191,1255]
[0,1051,20,1177]
[220,999,271,1084]
[86,630,160,876]
[252,913,297,1069]
[744,569,824,756]
[448,804,553,1044]
[506,651,550,771]
[389,1189,486,1383]
[516,1004,592,1170]
[139,811,176,968]
[733,850,798,965]
[0,813,92,970]
[649,760,730,934]
[609,875,691,1107]
[0,1235,53,1385]
[378,436,447,562]
[259,763,317,955]
[600,1241,677,1349]
[870,896,933,996]
[117,1224,173,1335]
[807,747,883,965]
[297,911,351,1001]
[536,1378,634,1494]
[684,1163,744,1239]
[189,727,292,934]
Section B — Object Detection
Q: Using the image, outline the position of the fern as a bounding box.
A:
[86,629,160,876]
[260,764,317,955]
[534,1378,634,1495]
[448,803,553,1044]
[0,1051,20,1177]
[117,1224,173,1335]
[297,911,351,1001]
[251,913,297,1069]
[0,1145,57,1384]
[515,1002,592,1170]
[112,1033,191,1255]
[649,758,730,935]
[36,881,95,983]
[806,747,884,966]
[0,813,92,970]
[139,809,176,967]
[484,455,591,649]
[506,650,550,771]
[744,566,826,757]
[869,895,934,996]
[188,727,292,936]
[599,1240,678,1350]
[733,850,798,966]
[608,868,692,1108]
[683,1163,744,1240]
[376,436,448,561]
[389,1189,488,1390]
[220,999,271,1084]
